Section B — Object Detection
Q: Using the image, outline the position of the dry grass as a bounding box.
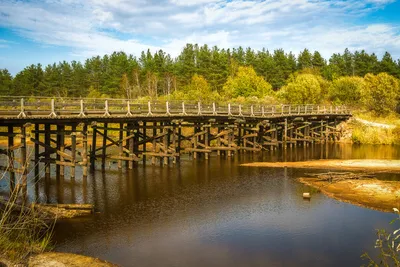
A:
[0,149,54,264]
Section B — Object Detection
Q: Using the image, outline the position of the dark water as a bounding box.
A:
[2,144,400,266]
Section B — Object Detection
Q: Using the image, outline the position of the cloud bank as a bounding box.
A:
[0,0,399,60]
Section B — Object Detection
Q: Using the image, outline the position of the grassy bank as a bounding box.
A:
[0,177,53,265]
[348,112,400,145]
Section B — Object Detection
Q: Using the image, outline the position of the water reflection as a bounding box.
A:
[1,144,400,266]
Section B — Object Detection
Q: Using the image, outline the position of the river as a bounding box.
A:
[3,144,400,266]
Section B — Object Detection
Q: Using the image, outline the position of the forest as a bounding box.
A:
[0,44,399,115]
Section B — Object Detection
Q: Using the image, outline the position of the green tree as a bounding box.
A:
[361,73,400,115]
[13,64,46,96]
[329,76,364,105]
[312,51,325,68]
[0,69,13,95]
[278,74,323,104]
[297,49,313,69]
[222,66,273,98]
[353,50,378,77]
[379,52,400,78]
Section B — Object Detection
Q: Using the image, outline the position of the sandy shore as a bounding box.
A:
[241,159,400,172]
[28,252,117,267]
[299,177,400,212]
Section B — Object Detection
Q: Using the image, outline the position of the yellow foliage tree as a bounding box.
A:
[278,74,323,104]
[361,73,400,115]
[222,66,273,98]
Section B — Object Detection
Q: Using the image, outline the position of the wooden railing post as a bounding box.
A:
[166,101,171,115]
[49,99,57,117]
[238,104,242,116]
[228,103,233,116]
[250,105,255,117]
[182,102,187,115]
[126,100,133,116]
[103,100,111,117]
[147,101,153,116]
[17,98,27,118]
[212,103,217,115]
[261,106,265,117]
[78,99,86,117]
[197,102,202,115]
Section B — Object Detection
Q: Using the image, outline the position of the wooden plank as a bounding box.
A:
[142,152,178,157]
[185,148,212,153]
[210,147,237,151]
[55,160,75,167]
[242,133,258,139]
[31,138,73,160]
[108,155,140,162]
[95,131,134,153]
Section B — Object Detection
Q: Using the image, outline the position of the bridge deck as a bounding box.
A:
[0,97,352,201]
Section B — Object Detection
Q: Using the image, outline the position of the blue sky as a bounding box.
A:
[1,0,400,75]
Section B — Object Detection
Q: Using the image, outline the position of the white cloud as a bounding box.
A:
[0,0,399,63]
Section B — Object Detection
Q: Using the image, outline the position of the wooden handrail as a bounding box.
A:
[0,97,351,119]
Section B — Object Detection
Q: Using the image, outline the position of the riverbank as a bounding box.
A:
[241,159,400,172]
[299,177,400,212]
[340,112,400,145]
[1,252,117,267]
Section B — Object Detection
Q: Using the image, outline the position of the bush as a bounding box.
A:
[329,76,364,105]
[361,73,400,115]
[278,74,323,104]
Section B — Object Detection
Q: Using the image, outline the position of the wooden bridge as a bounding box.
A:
[0,96,351,199]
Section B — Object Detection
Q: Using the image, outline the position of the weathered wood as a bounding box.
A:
[101,123,108,168]
[71,125,77,179]
[90,123,97,170]
[8,125,15,194]
[82,124,88,177]
[44,124,51,178]
[20,125,27,201]
[34,123,39,178]
[118,123,124,169]
[108,155,140,162]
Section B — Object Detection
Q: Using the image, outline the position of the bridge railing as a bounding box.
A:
[0,96,351,118]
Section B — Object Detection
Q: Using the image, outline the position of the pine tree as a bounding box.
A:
[0,69,13,95]
[297,49,313,69]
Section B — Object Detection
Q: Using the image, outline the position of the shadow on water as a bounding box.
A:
[1,144,400,266]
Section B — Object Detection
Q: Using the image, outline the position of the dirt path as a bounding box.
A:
[241,159,400,172]
[354,118,396,129]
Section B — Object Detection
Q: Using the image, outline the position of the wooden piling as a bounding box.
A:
[101,123,108,169]
[34,124,39,178]
[82,124,88,177]
[118,123,123,169]
[20,125,27,201]
[7,125,15,193]
[45,124,51,179]
[71,125,76,179]
[90,122,97,171]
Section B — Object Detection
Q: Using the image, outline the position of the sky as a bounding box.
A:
[0,0,400,75]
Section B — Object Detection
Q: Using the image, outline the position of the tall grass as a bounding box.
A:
[349,112,400,145]
[351,124,400,145]
[362,208,400,266]
[0,147,54,264]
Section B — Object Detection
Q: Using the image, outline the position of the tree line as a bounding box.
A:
[0,44,399,115]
